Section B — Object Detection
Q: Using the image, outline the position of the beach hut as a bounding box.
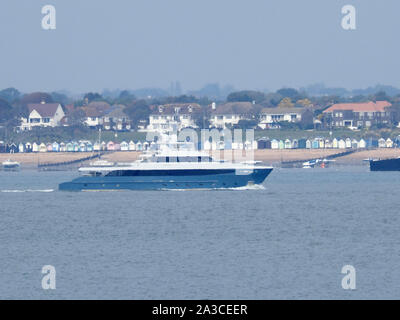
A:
[312,139,319,149]
[359,139,366,149]
[0,141,5,153]
[25,142,32,153]
[86,142,93,152]
[298,139,306,149]
[114,143,121,151]
[216,141,224,150]
[378,138,386,148]
[395,136,400,148]
[7,143,18,153]
[32,142,39,153]
[136,141,143,151]
[338,139,346,149]
[46,143,52,152]
[306,139,312,149]
[60,142,66,152]
[52,142,60,152]
[345,138,352,148]
[39,143,47,153]
[278,140,284,149]
[18,143,25,153]
[271,139,279,150]
[93,142,101,151]
[386,138,394,148]
[367,138,378,148]
[79,142,87,152]
[101,141,107,151]
[332,138,338,149]
[284,139,292,149]
[106,141,115,151]
[318,139,325,149]
[292,139,298,149]
[351,139,359,149]
[203,140,212,150]
[325,139,332,149]
[66,142,73,152]
[257,139,268,149]
[120,141,129,151]
[128,141,136,151]
[73,142,79,152]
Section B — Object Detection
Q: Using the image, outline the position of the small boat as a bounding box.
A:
[302,160,316,169]
[2,159,20,171]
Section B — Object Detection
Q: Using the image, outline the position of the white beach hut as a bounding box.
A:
[359,139,366,149]
[128,141,136,151]
[32,142,39,152]
[52,142,60,152]
[338,139,346,149]
[284,139,292,149]
[39,143,47,153]
[386,138,394,148]
[378,138,386,148]
[93,142,101,152]
[325,139,332,149]
[271,139,279,150]
[120,141,129,151]
[18,143,25,153]
[332,138,338,149]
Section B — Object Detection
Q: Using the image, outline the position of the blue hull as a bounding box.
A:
[59,168,273,191]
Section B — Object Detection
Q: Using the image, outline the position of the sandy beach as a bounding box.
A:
[2,148,400,168]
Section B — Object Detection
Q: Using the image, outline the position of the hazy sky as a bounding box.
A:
[0,0,399,93]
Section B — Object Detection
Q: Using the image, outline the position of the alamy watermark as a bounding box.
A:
[41,265,56,290]
[341,5,356,30]
[41,5,56,30]
[341,265,356,290]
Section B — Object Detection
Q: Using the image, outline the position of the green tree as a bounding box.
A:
[0,98,13,123]
[20,92,54,105]
[227,90,266,104]
[276,88,299,99]
[124,100,151,128]
[0,87,21,103]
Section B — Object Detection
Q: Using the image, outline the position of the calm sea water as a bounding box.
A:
[0,165,399,299]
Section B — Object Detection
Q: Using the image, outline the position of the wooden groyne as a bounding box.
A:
[280,149,365,168]
[38,152,108,170]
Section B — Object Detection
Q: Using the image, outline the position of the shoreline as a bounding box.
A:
[1,149,400,168]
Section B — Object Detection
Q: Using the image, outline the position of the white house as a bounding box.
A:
[147,103,201,133]
[258,107,309,129]
[20,102,65,131]
[209,102,256,129]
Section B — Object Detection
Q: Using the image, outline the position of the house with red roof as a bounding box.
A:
[322,101,393,128]
[20,101,65,131]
